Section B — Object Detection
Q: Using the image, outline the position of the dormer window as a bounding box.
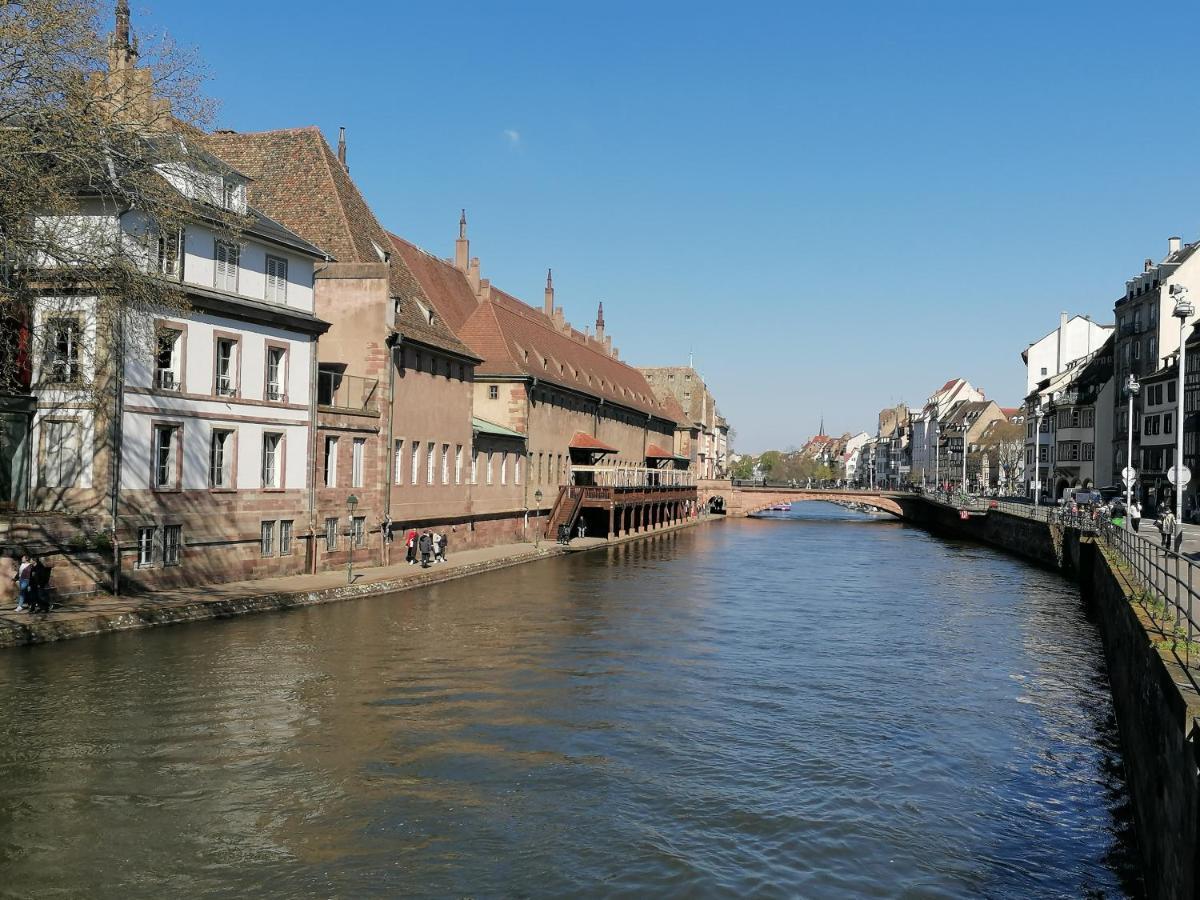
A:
[221,179,245,213]
[157,227,182,279]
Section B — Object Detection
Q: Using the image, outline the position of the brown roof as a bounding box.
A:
[644,443,674,459]
[200,127,474,359]
[570,432,618,453]
[386,233,678,423]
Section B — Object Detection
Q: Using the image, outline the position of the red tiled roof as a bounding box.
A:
[386,233,680,423]
[1000,407,1020,418]
[201,128,473,359]
[645,443,674,459]
[570,432,618,453]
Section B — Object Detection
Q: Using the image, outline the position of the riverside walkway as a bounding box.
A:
[0,518,707,649]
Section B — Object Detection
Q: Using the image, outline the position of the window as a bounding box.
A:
[500,451,508,485]
[352,516,366,548]
[324,436,339,487]
[265,255,288,303]
[1169,381,1177,403]
[426,441,435,485]
[222,180,238,211]
[265,346,286,401]
[538,452,544,483]
[1082,443,1095,461]
[279,520,293,555]
[41,420,80,488]
[455,444,463,484]
[136,526,155,568]
[325,517,338,551]
[261,432,282,489]
[215,240,239,292]
[471,449,479,484]
[352,438,365,487]
[515,454,522,485]
[157,227,182,278]
[215,338,238,396]
[209,429,233,488]
[441,443,449,484]
[156,328,182,390]
[411,440,421,485]
[163,525,181,566]
[43,316,81,383]
[261,520,275,557]
[486,451,494,485]
[394,439,404,485]
[1081,408,1095,429]
[1039,367,1047,376]
[153,424,180,489]
[488,385,499,400]
[1165,413,1173,434]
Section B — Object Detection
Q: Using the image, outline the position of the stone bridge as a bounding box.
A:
[697,480,904,518]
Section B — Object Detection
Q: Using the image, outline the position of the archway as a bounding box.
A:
[707,496,726,514]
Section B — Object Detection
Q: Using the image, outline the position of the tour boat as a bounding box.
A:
[767,502,792,512]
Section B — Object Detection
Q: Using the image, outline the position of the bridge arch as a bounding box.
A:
[696,481,903,518]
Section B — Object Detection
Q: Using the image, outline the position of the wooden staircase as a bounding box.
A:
[544,486,585,540]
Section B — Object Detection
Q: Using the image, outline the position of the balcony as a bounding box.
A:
[318,370,379,414]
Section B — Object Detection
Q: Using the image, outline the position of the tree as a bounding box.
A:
[977,420,1025,494]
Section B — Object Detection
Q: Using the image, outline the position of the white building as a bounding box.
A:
[910,379,985,486]
[1021,313,1112,397]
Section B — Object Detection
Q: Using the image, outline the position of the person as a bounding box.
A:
[14,554,33,612]
[1130,500,1142,533]
[558,523,570,545]
[432,531,444,564]
[31,557,51,612]
[405,528,417,565]
[418,530,432,568]
[439,531,449,563]
[1160,509,1176,551]
[577,519,587,540]
[381,515,393,545]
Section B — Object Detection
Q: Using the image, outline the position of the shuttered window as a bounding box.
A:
[214,241,239,292]
[265,255,288,303]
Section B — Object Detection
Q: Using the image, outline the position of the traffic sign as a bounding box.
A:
[1169,465,1192,488]
[1121,466,1137,484]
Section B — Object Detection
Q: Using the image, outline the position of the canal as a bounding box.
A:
[0,504,1141,896]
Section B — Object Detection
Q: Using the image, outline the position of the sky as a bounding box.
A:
[135,0,1200,453]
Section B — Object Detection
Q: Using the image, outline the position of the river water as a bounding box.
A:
[0,504,1141,897]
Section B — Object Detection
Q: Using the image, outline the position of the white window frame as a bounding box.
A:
[262,432,283,489]
[426,441,435,485]
[352,438,365,488]
[394,439,404,485]
[441,443,449,485]
[136,526,155,568]
[215,240,240,293]
[487,450,494,485]
[455,444,463,484]
[209,428,233,488]
[265,345,287,401]
[471,449,479,485]
[325,517,338,551]
[215,338,238,397]
[324,436,338,488]
[411,440,421,485]
[153,424,179,489]
[279,519,293,555]
[261,520,275,557]
[265,255,288,303]
[500,450,507,485]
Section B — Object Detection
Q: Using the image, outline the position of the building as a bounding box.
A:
[1112,236,1200,480]
[910,379,985,486]
[1021,313,1112,397]
[1023,335,1115,501]
[204,129,495,566]
[640,365,727,479]
[390,219,694,540]
[939,400,1006,493]
[841,432,870,485]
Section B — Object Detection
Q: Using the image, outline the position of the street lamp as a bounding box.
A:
[1172,285,1194,537]
[1124,374,1140,521]
[345,493,359,584]
[533,489,543,549]
[1033,400,1046,512]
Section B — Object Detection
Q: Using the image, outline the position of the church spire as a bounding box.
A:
[115,0,131,52]
[595,301,606,345]
[454,209,469,271]
[819,415,825,437]
[543,268,554,317]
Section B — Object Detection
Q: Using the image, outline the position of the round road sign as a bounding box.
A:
[1169,465,1192,488]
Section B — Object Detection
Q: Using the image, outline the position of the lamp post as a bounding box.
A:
[345,493,359,585]
[1172,285,1194,535]
[1124,374,1140,520]
[960,426,968,497]
[1033,401,1045,512]
[533,489,543,549]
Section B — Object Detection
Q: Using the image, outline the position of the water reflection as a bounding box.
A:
[0,504,1141,896]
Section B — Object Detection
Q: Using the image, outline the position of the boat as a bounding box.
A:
[767,502,792,512]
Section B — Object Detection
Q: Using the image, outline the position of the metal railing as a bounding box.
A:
[1097,518,1200,675]
[317,371,379,413]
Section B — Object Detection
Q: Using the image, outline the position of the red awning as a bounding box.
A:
[570,432,619,454]
[644,443,675,459]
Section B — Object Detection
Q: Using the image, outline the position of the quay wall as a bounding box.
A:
[898,496,1198,899]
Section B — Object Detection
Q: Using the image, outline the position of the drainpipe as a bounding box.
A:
[109,207,133,595]
[524,377,535,537]
[384,332,400,565]
[307,336,319,574]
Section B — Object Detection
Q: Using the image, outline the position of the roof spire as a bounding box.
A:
[595,301,605,328]
[337,126,348,171]
[546,268,552,289]
[115,0,131,51]
[544,267,555,317]
[459,209,467,239]
[455,210,469,272]
[819,415,826,437]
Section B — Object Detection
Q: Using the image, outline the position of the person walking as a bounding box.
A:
[14,554,33,612]
[1160,508,1177,551]
[405,528,417,565]
[1130,500,1142,533]
[432,531,444,564]
[31,557,51,612]
[418,531,432,568]
[439,531,449,563]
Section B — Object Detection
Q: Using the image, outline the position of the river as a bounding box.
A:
[0,504,1141,897]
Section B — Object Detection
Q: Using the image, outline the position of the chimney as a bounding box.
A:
[1145,258,1154,273]
[1056,311,1068,375]
[595,301,606,345]
[605,335,612,355]
[467,257,481,293]
[479,278,493,302]
[1170,236,1183,256]
[455,210,469,272]
[337,126,348,171]
[553,306,566,331]
[544,269,554,317]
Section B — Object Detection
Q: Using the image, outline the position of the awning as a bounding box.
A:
[472,417,526,440]
[570,432,619,454]
[644,443,675,459]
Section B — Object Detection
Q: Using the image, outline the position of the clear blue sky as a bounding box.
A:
[139,0,1200,453]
